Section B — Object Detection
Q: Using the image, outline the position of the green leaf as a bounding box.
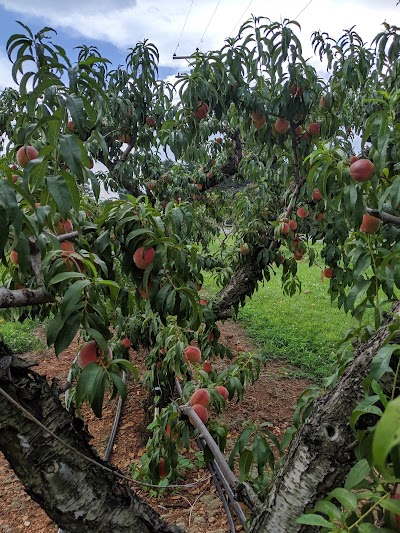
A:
[370,345,399,380]
[380,497,400,513]
[358,524,396,533]
[373,396,400,481]
[296,514,334,528]
[327,487,358,511]
[314,500,342,522]
[238,448,253,481]
[109,371,127,402]
[75,363,104,409]
[48,271,85,285]
[59,134,84,180]
[344,458,370,490]
[46,174,73,218]
[54,310,83,356]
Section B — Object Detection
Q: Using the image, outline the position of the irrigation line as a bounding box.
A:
[175,378,246,527]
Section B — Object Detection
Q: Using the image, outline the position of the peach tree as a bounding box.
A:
[0,16,399,533]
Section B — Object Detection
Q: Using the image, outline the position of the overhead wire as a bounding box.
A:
[174,0,195,56]
[228,0,254,38]
[197,0,223,50]
[294,0,313,20]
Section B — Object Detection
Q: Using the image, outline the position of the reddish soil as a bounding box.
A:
[0,321,310,533]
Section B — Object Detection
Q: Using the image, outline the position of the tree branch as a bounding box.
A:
[0,287,54,308]
[366,207,400,227]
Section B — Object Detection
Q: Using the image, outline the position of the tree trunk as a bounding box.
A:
[0,367,182,533]
[249,301,400,533]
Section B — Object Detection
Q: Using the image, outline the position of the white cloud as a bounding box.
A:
[0,0,398,70]
[0,52,17,90]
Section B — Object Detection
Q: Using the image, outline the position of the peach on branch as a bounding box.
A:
[78,340,112,369]
[191,403,208,424]
[289,219,297,231]
[16,145,39,168]
[297,206,309,219]
[121,337,131,349]
[360,213,381,234]
[312,188,322,201]
[10,250,18,265]
[145,116,156,127]
[133,246,156,269]
[184,345,201,363]
[280,222,290,235]
[307,122,321,136]
[215,385,229,401]
[349,159,374,182]
[195,101,209,119]
[323,267,333,278]
[274,118,290,134]
[56,219,73,235]
[190,388,210,407]
[157,458,168,479]
[202,361,212,373]
[240,243,250,255]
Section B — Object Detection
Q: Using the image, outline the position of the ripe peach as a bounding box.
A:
[199,299,208,305]
[293,251,304,261]
[191,403,208,424]
[280,222,290,235]
[78,340,112,369]
[184,345,201,363]
[195,101,209,120]
[145,116,156,127]
[289,219,297,231]
[312,188,322,201]
[297,207,309,219]
[307,122,321,136]
[215,137,223,144]
[290,84,304,97]
[349,159,374,182]
[16,145,39,168]
[133,246,156,269]
[294,125,303,137]
[60,241,75,253]
[274,118,290,134]
[215,385,229,401]
[158,457,167,479]
[190,388,210,407]
[67,121,76,132]
[323,267,333,278]
[240,244,250,255]
[10,250,18,265]
[196,183,203,190]
[202,361,212,373]
[121,337,131,349]
[251,111,266,129]
[314,212,324,222]
[56,219,73,235]
[360,213,381,234]
[349,155,359,164]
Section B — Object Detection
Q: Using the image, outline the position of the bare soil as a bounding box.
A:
[0,321,310,533]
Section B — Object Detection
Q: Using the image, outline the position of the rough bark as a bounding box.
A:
[0,287,54,308]
[0,366,182,533]
[214,260,264,319]
[249,301,400,533]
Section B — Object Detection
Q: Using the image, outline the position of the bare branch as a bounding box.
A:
[366,207,400,227]
[0,287,54,308]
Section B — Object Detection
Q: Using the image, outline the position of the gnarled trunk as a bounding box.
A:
[249,301,400,533]
[0,367,182,533]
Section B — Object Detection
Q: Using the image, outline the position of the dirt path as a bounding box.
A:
[0,321,311,533]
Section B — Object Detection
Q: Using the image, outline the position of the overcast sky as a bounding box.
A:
[0,1,399,89]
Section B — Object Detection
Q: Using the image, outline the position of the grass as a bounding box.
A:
[0,318,45,353]
[202,245,370,382]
